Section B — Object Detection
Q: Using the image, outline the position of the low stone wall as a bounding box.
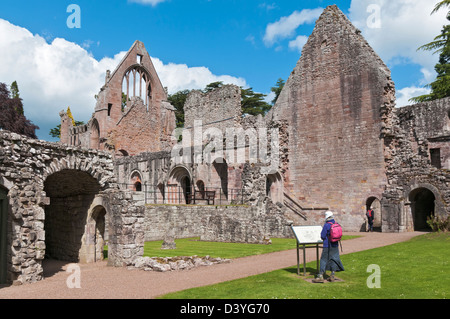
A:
[144,201,292,244]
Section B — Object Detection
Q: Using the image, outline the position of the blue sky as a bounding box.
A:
[0,0,447,141]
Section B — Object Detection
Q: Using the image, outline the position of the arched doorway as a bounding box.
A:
[167,166,192,204]
[130,171,143,192]
[43,169,101,263]
[409,188,435,231]
[0,186,8,284]
[266,172,283,204]
[366,197,382,231]
[91,206,107,262]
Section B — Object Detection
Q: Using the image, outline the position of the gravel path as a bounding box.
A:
[0,231,424,299]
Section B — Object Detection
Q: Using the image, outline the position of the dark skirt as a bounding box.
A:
[319,245,345,273]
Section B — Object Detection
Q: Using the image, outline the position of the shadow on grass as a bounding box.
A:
[282,266,319,276]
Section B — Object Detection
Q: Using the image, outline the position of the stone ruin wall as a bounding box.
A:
[382,98,450,232]
[184,84,242,133]
[268,5,396,231]
[0,131,145,284]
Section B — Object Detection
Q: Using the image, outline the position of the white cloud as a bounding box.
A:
[263,8,323,46]
[152,57,247,94]
[0,18,246,141]
[288,35,308,53]
[128,0,168,7]
[396,86,431,108]
[348,0,447,88]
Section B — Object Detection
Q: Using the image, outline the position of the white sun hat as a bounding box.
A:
[324,211,334,220]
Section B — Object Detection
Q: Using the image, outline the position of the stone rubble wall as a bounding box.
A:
[382,98,450,232]
[0,131,117,284]
[130,255,230,272]
[143,202,292,245]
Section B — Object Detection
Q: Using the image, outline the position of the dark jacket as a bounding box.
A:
[321,219,339,248]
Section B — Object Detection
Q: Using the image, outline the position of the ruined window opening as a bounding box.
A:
[137,54,143,64]
[134,182,142,192]
[130,171,142,192]
[446,109,450,131]
[122,67,150,110]
[430,148,441,169]
[117,149,129,157]
[107,103,112,116]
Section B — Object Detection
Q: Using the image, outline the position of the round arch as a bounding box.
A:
[366,196,382,231]
[266,172,283,204]
[167,165,192,204]
[89,205,107,262]
[130,170,143,192]
[408,187,435,231]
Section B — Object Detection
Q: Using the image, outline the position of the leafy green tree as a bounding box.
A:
[167,89,191,128]
[270,78,285,105]
[10,81,20,99]
[410,1,450,103]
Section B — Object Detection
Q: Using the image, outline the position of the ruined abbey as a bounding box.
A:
[1,5,449,285]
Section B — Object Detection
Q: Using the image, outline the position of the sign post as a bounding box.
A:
[291,225,323,276]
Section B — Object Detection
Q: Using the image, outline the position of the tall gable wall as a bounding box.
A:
[269,5,396,230]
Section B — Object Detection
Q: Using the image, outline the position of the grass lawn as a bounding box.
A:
[143,235,359,259]
[158,233,450,299]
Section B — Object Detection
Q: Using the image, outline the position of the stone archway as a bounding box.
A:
[167,166,192,204]
[409,188,435,231]
[90,205,107,262]
[266,172,283,204]
[43,169,101,263]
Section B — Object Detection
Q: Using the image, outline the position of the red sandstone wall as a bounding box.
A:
[269,6,395,230]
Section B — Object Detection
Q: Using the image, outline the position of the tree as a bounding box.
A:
[167,89,190,128]
[0,82,39,138]
[10,81,20,99]
[270,78,285,105]
[203,81,224,93]
[241,87,271,116]
[410,1,450,103]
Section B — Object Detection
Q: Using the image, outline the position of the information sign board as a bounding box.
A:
[291,225,323,244]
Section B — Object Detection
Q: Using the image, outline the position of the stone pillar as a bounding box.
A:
[107,191,145,267]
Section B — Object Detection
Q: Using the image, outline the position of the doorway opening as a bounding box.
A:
[43,169,101,264]
[409,188,435,231]
[366,197,382,231]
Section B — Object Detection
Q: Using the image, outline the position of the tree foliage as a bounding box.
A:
[240,87,271,116]
[270,78,285,105]
[0,82,39,138]
[410,1,450,103]
[167,89,190,128]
